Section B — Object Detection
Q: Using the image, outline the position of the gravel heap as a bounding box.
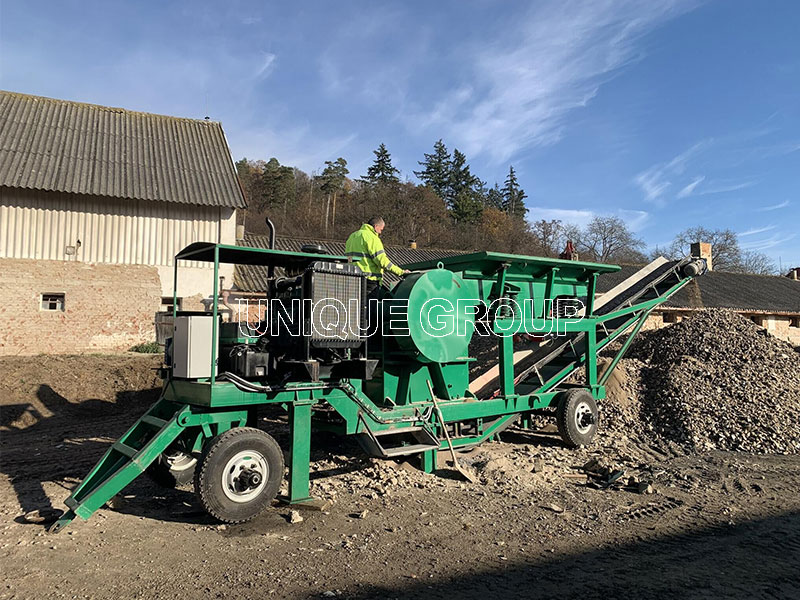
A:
[618,310,800,454]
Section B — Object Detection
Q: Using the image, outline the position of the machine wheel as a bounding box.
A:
[556,389,598,448]
[194,427,284,524]
[146,449,197,488]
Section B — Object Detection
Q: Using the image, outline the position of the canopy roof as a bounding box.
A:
[402,251,620,278]
[175,242,347,268]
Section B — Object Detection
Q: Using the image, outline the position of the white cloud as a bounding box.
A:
[410,1,698,163]
[676,175,705,198]
[529,206,649,231]
[634,141,709,204]
[529,207,596,229]
[738,225,777,237]
[253,53,276,80]
[757,200,791,211]
[740,233,797,251]
[698,180,756,195]
[618,209,650,232]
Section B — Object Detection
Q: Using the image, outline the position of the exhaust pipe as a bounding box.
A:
[265,217,276,279]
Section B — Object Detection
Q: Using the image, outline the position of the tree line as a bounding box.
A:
[235,142,777,274]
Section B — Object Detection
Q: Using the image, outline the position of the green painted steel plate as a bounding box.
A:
[392,269,475,363]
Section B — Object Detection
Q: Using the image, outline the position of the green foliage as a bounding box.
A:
[484,183,504,211]
[414,139,452,202]
[363,143,400,185]
[129,341,161,353]
[501,166,528,218]
[316,158,349,237]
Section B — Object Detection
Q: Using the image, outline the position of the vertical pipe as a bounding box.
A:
[586,273,598,316]
[211,246,219,383]
[265,217,276,279]
[585,324,597,389]
[496,265,515,397]
[172,261,178,319]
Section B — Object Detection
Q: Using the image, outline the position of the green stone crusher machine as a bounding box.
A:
[50,232,706,532]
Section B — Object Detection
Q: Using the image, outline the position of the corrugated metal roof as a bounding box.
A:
[598,264,800,314]
[0,91,245,208]
[234,234,465,292]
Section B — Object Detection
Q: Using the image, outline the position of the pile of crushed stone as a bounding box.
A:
[603,310,800,455]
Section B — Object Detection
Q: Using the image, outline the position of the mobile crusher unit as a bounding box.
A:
[50,230,705,532]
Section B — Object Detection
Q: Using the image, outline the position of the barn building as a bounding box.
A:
[0,91,245,355]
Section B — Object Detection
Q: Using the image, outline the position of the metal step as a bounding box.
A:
[49,398,190,533]
[358,425,439,458]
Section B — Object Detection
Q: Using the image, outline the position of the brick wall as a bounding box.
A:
[0,258,161,355]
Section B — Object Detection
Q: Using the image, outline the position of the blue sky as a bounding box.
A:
[2,0,798,267]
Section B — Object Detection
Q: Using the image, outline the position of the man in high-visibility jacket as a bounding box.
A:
[345,217,409,293]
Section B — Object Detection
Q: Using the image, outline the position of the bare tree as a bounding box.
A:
[738,250,777,275]
[530,219,567,257]
[666,227,742,271]
[572,216,646,263]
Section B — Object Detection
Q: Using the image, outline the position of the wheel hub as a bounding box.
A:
[574,401,595,434]
[222,451,269,503]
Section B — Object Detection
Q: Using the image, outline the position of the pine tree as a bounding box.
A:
[414,139,451,203]
[363,143,400,185]
[485,183,504,210]
[447,149,483,223]
[317,157,349,235]
[501,165,528,218]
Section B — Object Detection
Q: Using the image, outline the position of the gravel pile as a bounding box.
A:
[618,310,800,454]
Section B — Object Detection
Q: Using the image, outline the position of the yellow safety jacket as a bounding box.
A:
[345,224,404,282]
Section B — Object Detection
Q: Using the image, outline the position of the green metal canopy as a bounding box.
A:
[175,242,348,267]
[401,251,620,278]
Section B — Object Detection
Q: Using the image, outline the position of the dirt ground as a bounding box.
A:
[1,354,799,599]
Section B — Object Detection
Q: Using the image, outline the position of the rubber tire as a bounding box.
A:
[556,389,599,448]
[146,452,197,488]
[194,427,284,524]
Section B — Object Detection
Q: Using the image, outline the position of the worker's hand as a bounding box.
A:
[402,269,411,275]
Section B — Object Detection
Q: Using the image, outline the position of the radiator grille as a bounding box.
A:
[311,271,363,344]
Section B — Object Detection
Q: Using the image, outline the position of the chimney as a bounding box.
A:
[788,267,799,280]
[409,239,417,249]
[691,242,712,271]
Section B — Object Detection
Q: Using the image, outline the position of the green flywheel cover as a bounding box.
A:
[391,268,475,363]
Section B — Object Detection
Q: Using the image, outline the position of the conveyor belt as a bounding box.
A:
[470,257,692,399]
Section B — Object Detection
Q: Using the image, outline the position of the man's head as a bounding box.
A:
[368,216,385,235]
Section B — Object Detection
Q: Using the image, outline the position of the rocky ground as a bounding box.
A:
[1,313,799,599]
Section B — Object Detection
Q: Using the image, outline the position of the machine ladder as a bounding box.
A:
[49,398,191,533]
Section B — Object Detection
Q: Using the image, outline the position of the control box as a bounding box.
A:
[172,315,218,378]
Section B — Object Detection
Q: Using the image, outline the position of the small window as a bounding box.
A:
[41,293,65,311]
[751,316,764,326]
[161,296,183,312]
[791,316,800,328]
[662,312,677,324]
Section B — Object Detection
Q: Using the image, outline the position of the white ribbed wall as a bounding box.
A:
[0,187,231,268]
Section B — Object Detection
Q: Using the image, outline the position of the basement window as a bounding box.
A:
[662,312,678,324]
[41,293,65,312]
[791,317,800,328]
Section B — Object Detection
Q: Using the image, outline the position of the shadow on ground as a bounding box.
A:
[0,384,160,516]
[327,510,800,600]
